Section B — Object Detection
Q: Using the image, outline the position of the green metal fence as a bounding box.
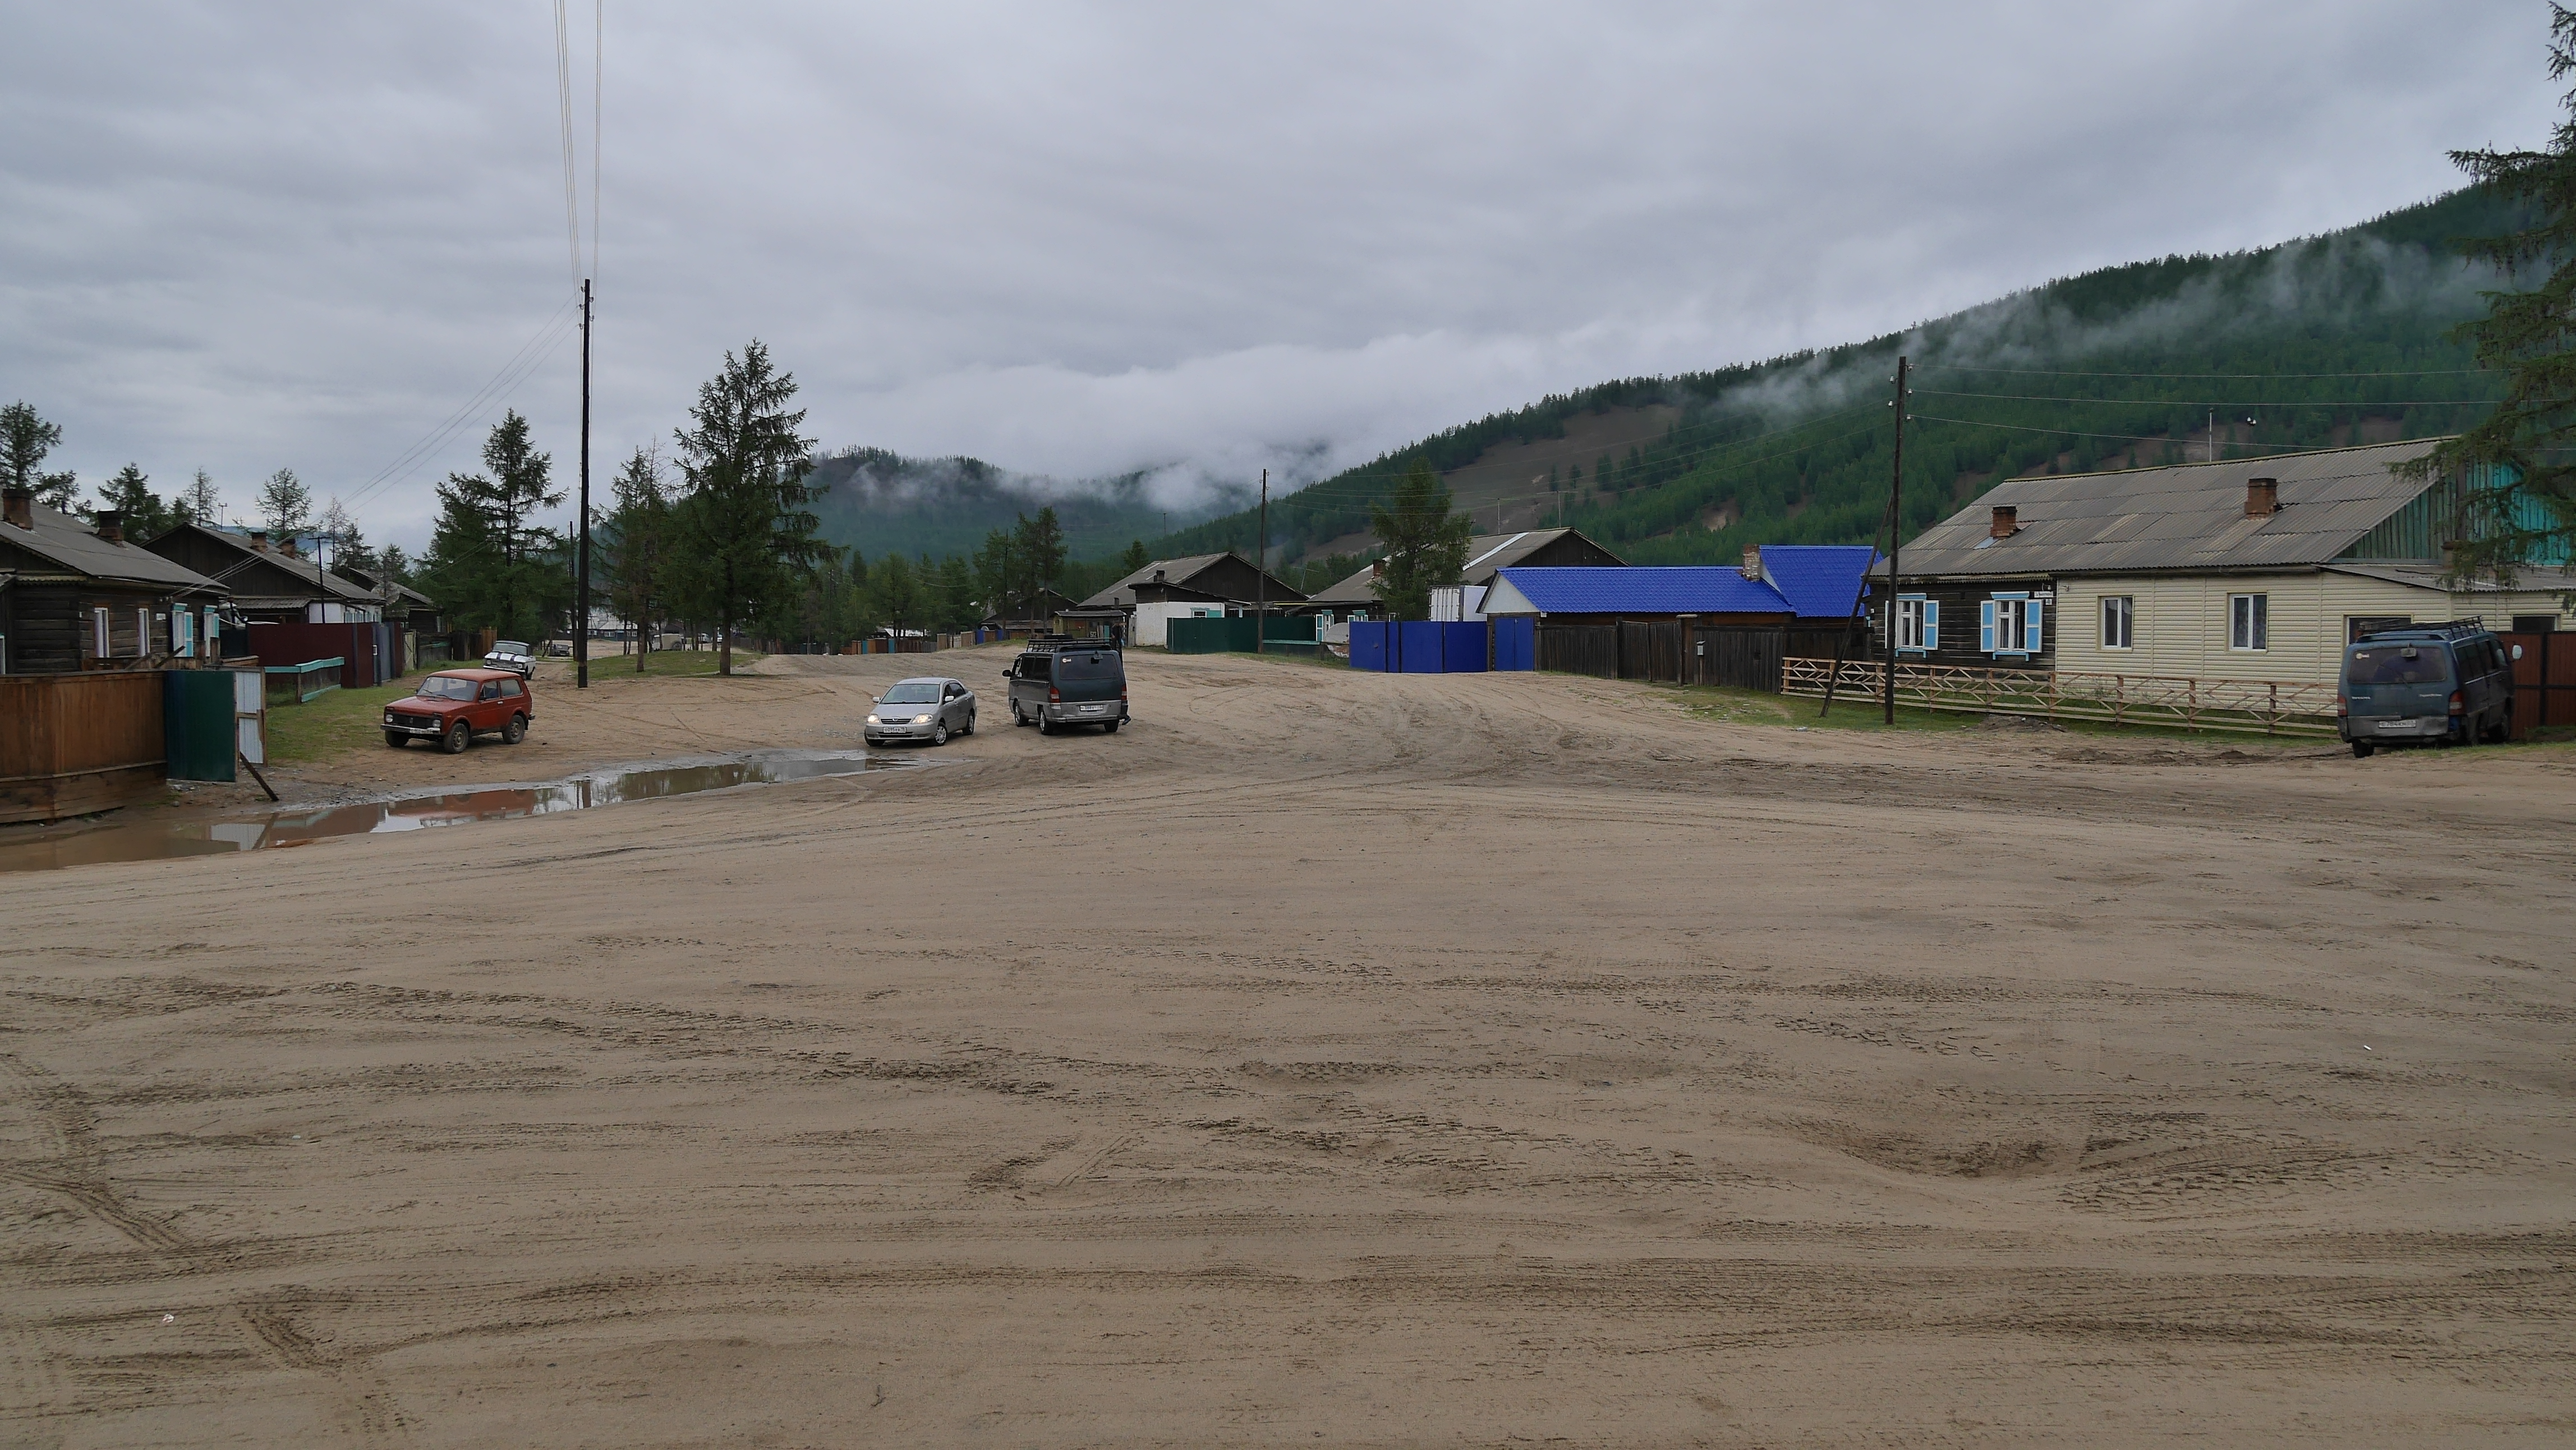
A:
[1166,616,1317,654]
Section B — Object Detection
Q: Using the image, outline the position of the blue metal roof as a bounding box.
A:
[1490,566,1793,616]
[1756,545,1880,619]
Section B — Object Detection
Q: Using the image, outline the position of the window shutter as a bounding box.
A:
[2025,600,2044,653]
[1924,600,1939,650]
[1979,599,1996,653]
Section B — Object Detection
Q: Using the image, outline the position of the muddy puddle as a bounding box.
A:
[0,750,909,873]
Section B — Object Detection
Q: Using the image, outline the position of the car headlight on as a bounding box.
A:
[912,714,933,724]
[864,714,880,724]
[383,711,395,723]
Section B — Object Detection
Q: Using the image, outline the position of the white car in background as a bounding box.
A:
[482,639,535,678]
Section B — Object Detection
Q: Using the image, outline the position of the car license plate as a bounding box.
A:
[1080,704,1105,714]
[2375,719,2409,731]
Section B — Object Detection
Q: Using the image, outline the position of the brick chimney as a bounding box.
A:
[1990,506,2019,539]
[1740,544,1763,579]
[2,487,30,530]
[2244,477,2280,517]
[249,529,270,552]
[92,509,123,544]
[279,535,300,558]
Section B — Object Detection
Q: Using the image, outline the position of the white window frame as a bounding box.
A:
[2229,593,2268,651]
[136,608,151,657]
[1981,593,2044,658]
[92,607,111,659]
[1894,594,1938,653]
[2101,595,2134,650]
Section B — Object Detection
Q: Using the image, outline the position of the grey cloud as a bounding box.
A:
[0,2,2555,544]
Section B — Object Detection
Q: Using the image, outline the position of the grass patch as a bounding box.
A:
[263,681,420,763]
[1666,681,2327,747]
[578,649,765,678]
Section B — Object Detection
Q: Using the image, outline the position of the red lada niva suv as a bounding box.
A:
[383,668,534,754]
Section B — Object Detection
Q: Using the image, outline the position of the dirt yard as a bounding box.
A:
[3,647,2571,1448]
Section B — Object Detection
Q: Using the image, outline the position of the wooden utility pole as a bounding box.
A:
[1882,355,1907,726]
[576,278,593,689]
[1254,467,1268,654]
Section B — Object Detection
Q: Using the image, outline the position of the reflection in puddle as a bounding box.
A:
[0,751,902,873]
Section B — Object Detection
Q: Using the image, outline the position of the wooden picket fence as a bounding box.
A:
[1781,657,2338,736]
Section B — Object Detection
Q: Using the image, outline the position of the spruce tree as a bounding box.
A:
[1367,460,1473,621]
[421,411,565,642]
[601,447,671,672]
[0,401,78,509]
[2404,3,2576,584]
[667,341,825,675]
[98,464,173,540]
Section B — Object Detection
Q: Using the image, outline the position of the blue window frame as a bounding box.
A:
[1981,593,2044,658]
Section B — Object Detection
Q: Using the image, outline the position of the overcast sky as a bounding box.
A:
[0,3,2557,548]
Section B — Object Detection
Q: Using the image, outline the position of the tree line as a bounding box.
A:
[2,399,404,579]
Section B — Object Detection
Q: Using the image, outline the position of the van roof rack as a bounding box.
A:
[2359,617,2488,642]
[1021,633,1119,651]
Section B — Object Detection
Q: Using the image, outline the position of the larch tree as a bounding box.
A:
[317,496,376,576]
[257,468,312,538]
[174,469,224,529]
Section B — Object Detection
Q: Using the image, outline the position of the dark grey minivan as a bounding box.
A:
[1006,640,1128,735]
[2340,621,2515,758]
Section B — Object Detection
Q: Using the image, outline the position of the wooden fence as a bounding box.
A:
[1780,657,2339,736]
[0,672,168,823]
[1541,622,1866,690]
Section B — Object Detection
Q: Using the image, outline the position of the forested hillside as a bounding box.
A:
[806,447,1240,563]
[1143,186,2519,572]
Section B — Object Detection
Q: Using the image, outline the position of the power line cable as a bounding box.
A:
[1905,414,2329,456]
[1915,364,2492,379]
[341,297,583,512]
[591,0,601,283]
[1915,389,2501,407]
[553,0,582,281]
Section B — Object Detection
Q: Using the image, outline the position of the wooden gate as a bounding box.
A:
[1616,622,1686,682]
[2503,631,2576,739]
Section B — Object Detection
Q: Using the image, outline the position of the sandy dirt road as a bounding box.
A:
[3,647,2572,1447]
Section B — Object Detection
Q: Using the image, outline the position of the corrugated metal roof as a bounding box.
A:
[1308,529,1603,604]
[2324,561,2576,594]
[167,522,382,602]
[1886,439,2446,579]
[1078,553,1237,608]
[1489,566,1792,616]
[1,502,226,591]
[1756,545,1879,619]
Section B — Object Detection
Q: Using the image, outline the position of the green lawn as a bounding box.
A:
[574,648,764,678]
[263,681,420,763]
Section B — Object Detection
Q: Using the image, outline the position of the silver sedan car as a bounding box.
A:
[864,676,977,746]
